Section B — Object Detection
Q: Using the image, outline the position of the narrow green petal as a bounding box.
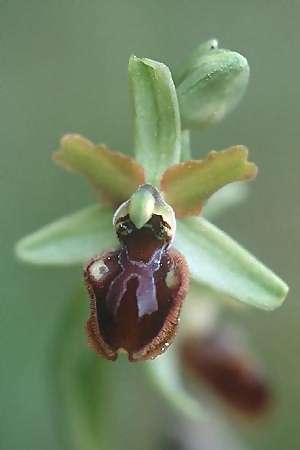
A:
[129,56,181,186]
[15,205,117,266]
[144,350,203,419]
[175,217,289,310]
[53,134,145,206]
[161,146,257,217]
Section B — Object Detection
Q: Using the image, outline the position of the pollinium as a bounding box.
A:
[85,212,189,361]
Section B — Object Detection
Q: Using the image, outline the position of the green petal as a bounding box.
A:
[161,146,257,217]
[144,350,203,419]
[175,217,289,310]
[129,56,181,186]
[53,134,145,206]
[15,204,117,266]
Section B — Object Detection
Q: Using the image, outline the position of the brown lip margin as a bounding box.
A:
[84,247,190,362]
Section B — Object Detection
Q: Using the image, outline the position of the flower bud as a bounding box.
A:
[180,327,272,417]
[175,40,249,129]
[84,186,189,361]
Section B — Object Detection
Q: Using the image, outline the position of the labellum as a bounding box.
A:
[84,185,189,361]
[180,327,272,417]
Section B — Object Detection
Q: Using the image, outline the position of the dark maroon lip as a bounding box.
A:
[84,214,189,361]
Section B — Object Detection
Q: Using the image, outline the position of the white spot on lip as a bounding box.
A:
[165,269,179,289]
[89,260,109,281]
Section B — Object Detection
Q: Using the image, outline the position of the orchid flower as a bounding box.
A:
[16,40,288,364]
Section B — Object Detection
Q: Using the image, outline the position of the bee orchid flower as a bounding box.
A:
[16,40,288,364]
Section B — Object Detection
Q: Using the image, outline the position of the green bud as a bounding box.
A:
[174,38,219,86]
[175,40,249,129]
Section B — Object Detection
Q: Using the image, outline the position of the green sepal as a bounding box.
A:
[175,216,289,310]
[129,56,181,186]
[15,204,116,266]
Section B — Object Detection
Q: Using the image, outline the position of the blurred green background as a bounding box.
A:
[1,1,299,449]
